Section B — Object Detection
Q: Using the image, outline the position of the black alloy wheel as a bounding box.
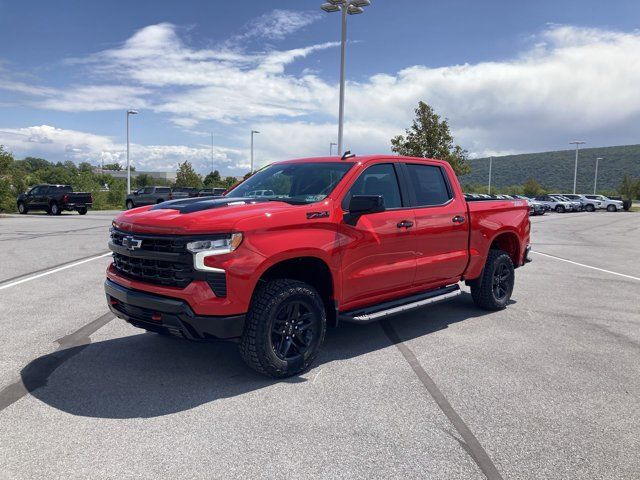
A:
[270,300,316,360]
[492,262,512,301]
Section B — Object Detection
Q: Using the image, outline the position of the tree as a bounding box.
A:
[243,171,253,180]
[135,173,153,187]
[522,177,545,197]
[391,101,471,176]
[619,174,639,200]
[204,170,222,187]
[103,163,122,171]
[78,162,93,173]
[175,161,203,188]
[224,176,238,188]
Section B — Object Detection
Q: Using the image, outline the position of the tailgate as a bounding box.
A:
[68,192,92,204]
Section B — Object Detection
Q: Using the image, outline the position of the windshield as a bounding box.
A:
[226,162,354,204]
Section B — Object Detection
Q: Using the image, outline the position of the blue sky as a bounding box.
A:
[1,0,640,175]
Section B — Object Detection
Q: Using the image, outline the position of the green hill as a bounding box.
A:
[460,144,640,193]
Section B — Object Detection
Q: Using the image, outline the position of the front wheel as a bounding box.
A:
[555,205,565,213]
[607,205,617,212]
[239,279,326,378]
[17,202,28,214]
[470,249,515,310]
[585,204,595,212]
[126,200,134,210]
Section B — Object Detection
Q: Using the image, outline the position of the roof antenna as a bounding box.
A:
[341,150,356,160]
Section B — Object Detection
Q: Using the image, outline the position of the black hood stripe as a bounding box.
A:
[151,197,268,214]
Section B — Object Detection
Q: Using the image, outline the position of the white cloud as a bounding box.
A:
[0,125,247,174]
[3,21,640,170]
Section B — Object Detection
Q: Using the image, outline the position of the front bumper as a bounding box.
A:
[105,279,245,340]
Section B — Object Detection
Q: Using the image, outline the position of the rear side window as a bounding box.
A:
[405,164,452,206]
[157,187,171,193]
[342,163,402,210]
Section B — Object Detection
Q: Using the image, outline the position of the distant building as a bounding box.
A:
[94,168,177,182]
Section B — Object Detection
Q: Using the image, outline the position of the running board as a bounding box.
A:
[339,284,461,324]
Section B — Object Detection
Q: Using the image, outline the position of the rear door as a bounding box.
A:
[339,162,417,308]
[403,162,469,288]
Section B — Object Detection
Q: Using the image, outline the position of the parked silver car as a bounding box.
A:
[559,194,602,212]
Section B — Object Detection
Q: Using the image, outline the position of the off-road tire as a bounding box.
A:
[77,207,88,215]
[17,202,27,214]
[470,249,515,311]
[239,279,326,378]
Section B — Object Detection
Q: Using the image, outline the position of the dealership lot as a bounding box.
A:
[0,211,638,479]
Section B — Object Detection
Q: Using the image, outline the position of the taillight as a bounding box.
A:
[89,193,93,202]
[62,194,69,203]
[168,192,173,200]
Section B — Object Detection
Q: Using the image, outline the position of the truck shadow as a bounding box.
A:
[21,293,504,419]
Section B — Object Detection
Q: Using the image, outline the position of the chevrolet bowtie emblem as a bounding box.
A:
[122,236,143,251]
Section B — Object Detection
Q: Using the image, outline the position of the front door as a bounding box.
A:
[339,162,416,309]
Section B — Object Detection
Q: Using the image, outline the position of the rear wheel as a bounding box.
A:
[555,205,565,213]
[77,207,88,215]
[607,204,617,212]
[470,249,515,310]
[239,279,326,378]
[17,202,28,214]
[585,204,595,212]
[126,200,134,210]
[50,202,61,215]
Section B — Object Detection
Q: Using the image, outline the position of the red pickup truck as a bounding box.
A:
[106,155,531,377]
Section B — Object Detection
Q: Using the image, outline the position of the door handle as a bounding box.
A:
[397,220,414,229]
[452,216,465,224]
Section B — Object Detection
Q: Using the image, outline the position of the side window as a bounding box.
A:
[405,164,452,206]
[31,186,42,195]
[342,163,402,210]
[142,187,153,194]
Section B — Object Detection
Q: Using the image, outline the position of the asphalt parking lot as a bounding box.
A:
[0,210,638,479]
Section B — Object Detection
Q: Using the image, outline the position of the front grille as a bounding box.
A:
[113,252,193,288]
[109,229,228,295]
[110,229,188,254]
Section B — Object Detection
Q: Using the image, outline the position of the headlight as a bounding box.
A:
[187,233,243,255]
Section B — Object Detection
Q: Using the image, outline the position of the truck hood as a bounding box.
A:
[113,197,301,234]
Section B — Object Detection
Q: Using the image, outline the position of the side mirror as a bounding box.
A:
[348,195,385,214]
[133,191,139,195]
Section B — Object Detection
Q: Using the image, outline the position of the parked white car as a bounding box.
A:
[560,194,602,212]
[534,195,574,213]
[550,195,582,212]
[584,195,624,212]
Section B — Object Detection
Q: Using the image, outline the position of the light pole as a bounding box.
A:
[250,130,259,173]
[211,132,214,174]
[488,156,493,194]
[569,140,585,194]
[321,0,371,156]
[126,109,138,194]
[594,157,603,194]
[330,142,337,155]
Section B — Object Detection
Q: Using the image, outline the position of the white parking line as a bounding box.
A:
[532,251,640,282]
[0,252,112,291]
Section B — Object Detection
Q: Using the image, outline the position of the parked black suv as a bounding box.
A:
[17,184,92,215]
